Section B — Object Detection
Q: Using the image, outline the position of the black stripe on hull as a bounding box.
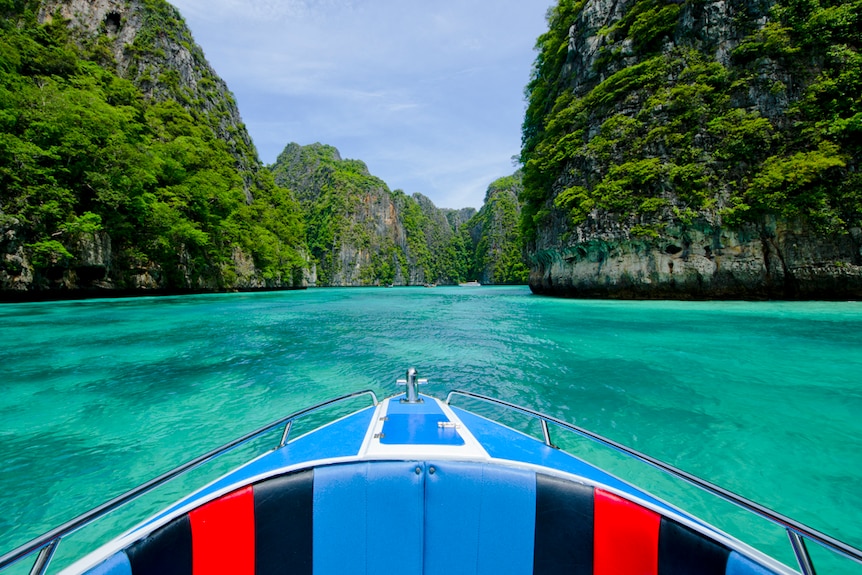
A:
[534,473,594,575]
[126,514,192,575]
[253,469,314,575]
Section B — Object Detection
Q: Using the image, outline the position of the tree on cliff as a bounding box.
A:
[0,1,307,294]
[268,142,479,286]
[464,174,530,284]
[522,0,861,237]
[519,0,862,298]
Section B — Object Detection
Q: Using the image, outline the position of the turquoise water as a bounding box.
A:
[1,286,861,572]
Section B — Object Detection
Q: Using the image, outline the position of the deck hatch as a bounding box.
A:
[380,414,465,445]
[380,398,465,446]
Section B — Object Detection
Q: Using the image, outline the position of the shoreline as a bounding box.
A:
[0,285,308,304]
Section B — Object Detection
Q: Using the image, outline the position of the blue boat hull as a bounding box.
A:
[62,394,794,575]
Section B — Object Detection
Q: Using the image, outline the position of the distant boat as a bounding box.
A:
[459,280,481,287]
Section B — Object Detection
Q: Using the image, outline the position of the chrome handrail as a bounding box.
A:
[445,389,862,573]
[0,389,379,575]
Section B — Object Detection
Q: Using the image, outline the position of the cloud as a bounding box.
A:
[172,0,358,23]
[387,102,422,113]
[169,0,554,209]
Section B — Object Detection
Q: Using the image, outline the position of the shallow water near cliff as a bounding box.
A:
[1,287,861,572]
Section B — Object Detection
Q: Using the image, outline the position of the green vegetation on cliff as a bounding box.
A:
[270,143,386,285]
[464,174,530,284]
[0,1,529,295]
[521,0,862,240]
[269,143,479,286]
[0,1,305,291]
[123,0,260,180]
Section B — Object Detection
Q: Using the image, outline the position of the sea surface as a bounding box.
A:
[1,286,861,573]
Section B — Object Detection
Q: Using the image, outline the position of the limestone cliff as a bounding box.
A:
[521,0,862,299]
[531,214,862,298]
[464,174,530,285]
[38,0,259,196]
[270,143,471,286]
[0,1,307,299]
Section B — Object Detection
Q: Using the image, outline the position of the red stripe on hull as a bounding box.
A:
[190,486,255,575]
[594,488,660,575]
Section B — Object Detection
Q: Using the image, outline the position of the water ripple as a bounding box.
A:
[2,287,861,557]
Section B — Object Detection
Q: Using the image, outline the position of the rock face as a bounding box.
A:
[531,216,862,299]
[0,219,35,292]
[1,0,307,299]
[464,174,530,285]
[38,0,259,196]
[0,216,117,295]
[270,143,473,286]
[521,0,862,299]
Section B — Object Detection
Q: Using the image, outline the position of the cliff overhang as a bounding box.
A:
[529,218,862,300]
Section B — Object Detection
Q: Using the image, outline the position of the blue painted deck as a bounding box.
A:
[382,399,464,446]
[139,406,377,528]
[451,407,685,517]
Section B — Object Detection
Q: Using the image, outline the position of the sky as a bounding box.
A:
[166,0,555,210]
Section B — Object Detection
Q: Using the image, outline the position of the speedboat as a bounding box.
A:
[2,368,860,575]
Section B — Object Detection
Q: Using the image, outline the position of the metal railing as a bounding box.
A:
[0,389,379,575]
[445,389,862,575]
